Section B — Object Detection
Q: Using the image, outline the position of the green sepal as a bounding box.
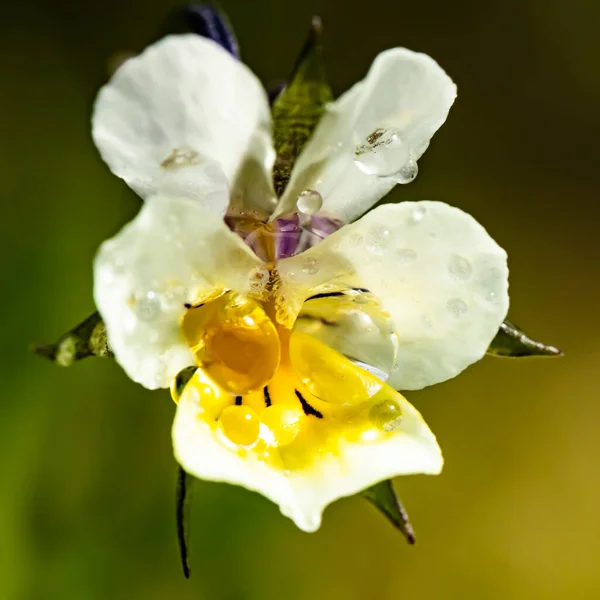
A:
[271,16,333,197]
[33,311,113,366]
[487,319,563,358]
[176,466,194,579]
[361,480,415,544]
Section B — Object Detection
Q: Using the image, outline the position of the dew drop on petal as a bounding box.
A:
[292,289,399,393]
[181,292,280,395]
[354,128,410,177]
[369,398,403,432]
[446,298,468,318]
[219,405,261,446]
[302,256,319,275]
[296,190,323,215]
[134,291,161,321]
[448,255,472,281]
[390,158,418,184]
[170,366,198,403]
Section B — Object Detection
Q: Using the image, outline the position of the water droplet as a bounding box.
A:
[293,290,399,389]
[409,205,427,224]
[296,190,323,215]
[302,256,319,275]
[448,255,472,281]
[181,292,280,395]
[219,405,261,446]
[369,399,403,432]
[134,291,161,321]
[390,158,418,184]
[487,290,497,302]
[170,366,198,403]
[397,248,417,263]
[447,298,468,318]
[354,128,410,177]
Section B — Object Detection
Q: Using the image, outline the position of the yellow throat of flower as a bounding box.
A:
[175,289,406,469]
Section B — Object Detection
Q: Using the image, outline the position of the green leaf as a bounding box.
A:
[271,16,333,197]
[361,480,415,544]
[176,466,194,579]
[33,311,113,366]
[487,319,563,358]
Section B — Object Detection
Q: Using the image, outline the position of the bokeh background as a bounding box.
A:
[2,0,599,598]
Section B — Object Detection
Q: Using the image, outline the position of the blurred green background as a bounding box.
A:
[2,0,599,598]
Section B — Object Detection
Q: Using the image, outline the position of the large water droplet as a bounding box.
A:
[296,189,323,215]
[448,255,472,281]
[293,289,399,393]
[219,405,261,446]
[354,128,410,177]
[390,158,418,184]
[181,291,280,395]
[134,291,161,321]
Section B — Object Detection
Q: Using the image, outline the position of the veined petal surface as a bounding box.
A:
[276,201,509,390]
[173,369,441,532]
[274,49,456,222]
[94,195,264,389]
[93,34,276,216]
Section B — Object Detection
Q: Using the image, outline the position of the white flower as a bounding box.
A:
[92,34,509,531]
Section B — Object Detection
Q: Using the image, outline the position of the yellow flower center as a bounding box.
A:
[175,287,407,469]
[181,292,280,395]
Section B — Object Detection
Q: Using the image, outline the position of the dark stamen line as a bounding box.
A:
[352,287,370,293]
[235,396,242,406]
[306,291,345,301]
[294,390,323,418]
[184,302,206,309]
[263,386,272,407]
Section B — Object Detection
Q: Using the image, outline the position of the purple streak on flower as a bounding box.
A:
[272,213,303,259]
[226,210,344,261]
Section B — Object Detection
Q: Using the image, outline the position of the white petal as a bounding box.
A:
[276,201,509,390]
[94,195,263,389]
[93,34,277,217]
[273,49,456,222]
[173,371,441,532]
